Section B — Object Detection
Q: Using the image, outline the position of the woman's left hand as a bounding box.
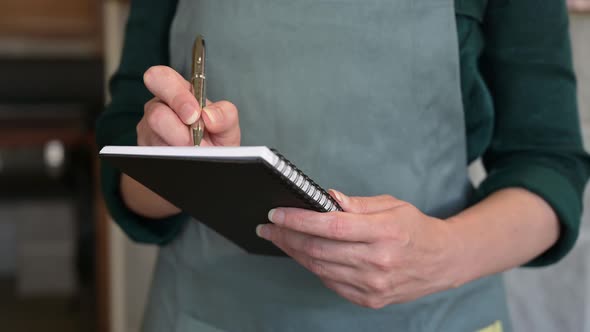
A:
[256,190,463,309]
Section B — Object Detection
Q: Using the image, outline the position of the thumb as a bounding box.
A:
[328,189,404,214]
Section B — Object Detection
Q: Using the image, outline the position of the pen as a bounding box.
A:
[191,35,206,146]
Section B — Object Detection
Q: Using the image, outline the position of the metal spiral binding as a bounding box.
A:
[271,150,341,212]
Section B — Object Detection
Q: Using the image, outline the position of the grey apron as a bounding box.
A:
[142,0,512,331]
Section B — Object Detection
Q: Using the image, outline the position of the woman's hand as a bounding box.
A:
[120,65,241,219]
[256,191,462,309]
[257,187,560,309]
[138,65,240,147]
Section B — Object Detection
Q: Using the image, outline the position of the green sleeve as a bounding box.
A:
[96,0,189,245]
[478,1,590,266]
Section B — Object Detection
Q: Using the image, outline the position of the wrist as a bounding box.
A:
[120,174,181,219]
[442,188,561,287]
[442,216,478,288]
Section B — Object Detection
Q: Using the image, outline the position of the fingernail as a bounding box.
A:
[268,209,284,224]
[181,103,199,125]
[329,189,346,204]
[203,106,220,123]
[256,224,270,239]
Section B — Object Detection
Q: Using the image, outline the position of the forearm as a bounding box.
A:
[120,173,181,219]
[448,188,559,286]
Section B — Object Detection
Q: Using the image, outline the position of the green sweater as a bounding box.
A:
[97,0,590,267]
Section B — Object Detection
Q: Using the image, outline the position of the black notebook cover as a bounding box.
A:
[100,146,339,256]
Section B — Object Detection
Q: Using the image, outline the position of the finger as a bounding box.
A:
[136,119,149,146]
[143,65,201,125]
[323,279,364,300]
[258,224,367,266]
[147,133,169,146]
[292,254,364,291]
[137,119,169,146]
[258,225,393,297]
[268,208,381,242]
[201,100,241,146]
[144,100,192,146]
[322,279,387,309]
[329,190,404,214]
[260,225,363,285]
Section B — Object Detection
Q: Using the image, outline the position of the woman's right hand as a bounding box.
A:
[137,65,240,147]
[120,65,241,219]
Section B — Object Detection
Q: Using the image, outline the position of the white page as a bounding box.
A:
[100,145,279,166]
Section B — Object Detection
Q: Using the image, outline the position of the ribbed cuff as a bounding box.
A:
[475,163,582,267]
[99,132,189,245]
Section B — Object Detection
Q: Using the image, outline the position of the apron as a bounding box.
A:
[142,0,512,331]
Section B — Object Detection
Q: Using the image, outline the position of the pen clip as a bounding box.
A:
[191,35,206,146]
[191,35,206,109]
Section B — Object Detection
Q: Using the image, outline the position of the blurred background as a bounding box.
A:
[0,0,103,331]
[0,1,588,332]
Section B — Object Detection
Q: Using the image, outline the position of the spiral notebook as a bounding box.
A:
[100,146,341,256]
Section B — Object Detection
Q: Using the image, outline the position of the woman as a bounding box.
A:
[97,0,590,331]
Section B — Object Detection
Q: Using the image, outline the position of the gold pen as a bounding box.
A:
[191,35,206,146]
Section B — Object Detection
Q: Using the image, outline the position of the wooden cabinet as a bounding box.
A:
[0,0,102,57]
[0,0,100,38]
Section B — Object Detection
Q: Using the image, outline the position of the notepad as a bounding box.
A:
[100,146,342,256]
